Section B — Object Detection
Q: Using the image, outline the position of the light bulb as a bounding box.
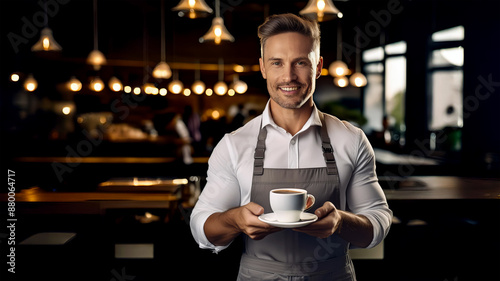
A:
[349,73,367,87]
[24,74,37,92]
[90,77,104,92]
[109,77,123,92]
[169,80,184,94]
[231,80,248,94]
[10,73,20,82]
[214,81,228,95]
[329,61,349,77]
[192,80,206,95]
[152,62,172,79]
[67,77,82,92]
[334,76,349,88]
[205,88,213,96]
[87,50,107,71]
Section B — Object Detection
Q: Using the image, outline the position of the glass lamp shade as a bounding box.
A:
[214,81,228,95]
[199,17,235,44]
[299,0,341,22]
[68,77,82,92]
[334,76,349,88]
[192,80,206,95]
[87,49,107,71]
[90,77,105,92]
[329,61,349,77]
[230,80,248,94]
[172,0,213,18]
[168,80,184,94]
[349,73,367,87]
[24,74,38,92]
[108,77,123,92]
[143,83,158,95]
[31,27,62,51]
[152,62,172,79]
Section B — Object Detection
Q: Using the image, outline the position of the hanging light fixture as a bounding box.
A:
[230,74,247,94]
[109,76,123,92]
[199,0,234,44]
[350,26,367,88]
[10,73,20,82]
[334,76,349,87]
[24,74,38,92]
[90,77,104,92]
[300,0,342,22]
[172,0,213,19]
[153,0,172,79]
[214,58,227,95]
[330,18,349,86]
[87,0,106,70]
[67,76,82,92]
[32,1,62,52]
[168,71,184,94]
[32,27,62,51]
[192,64,206,95]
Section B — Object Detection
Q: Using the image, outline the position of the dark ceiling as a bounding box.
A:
[0,0,471,93]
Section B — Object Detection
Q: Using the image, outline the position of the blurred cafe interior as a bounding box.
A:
[1,0,499,280]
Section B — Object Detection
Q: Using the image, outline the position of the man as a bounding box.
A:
[191,13,392,280]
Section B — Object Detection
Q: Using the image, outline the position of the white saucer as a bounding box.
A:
[258,213,318,228]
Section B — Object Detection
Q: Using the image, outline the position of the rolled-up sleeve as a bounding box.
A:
[190,136,242,253]
[347,130,392,249]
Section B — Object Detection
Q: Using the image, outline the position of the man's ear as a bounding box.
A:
[259,57,267,79]
[316,56,324,79]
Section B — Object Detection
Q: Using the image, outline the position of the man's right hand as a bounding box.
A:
[204,202,282,246]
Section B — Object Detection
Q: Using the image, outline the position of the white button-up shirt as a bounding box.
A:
[190,101,392,253]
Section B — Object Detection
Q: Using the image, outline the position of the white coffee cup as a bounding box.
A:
[269,188,315,222]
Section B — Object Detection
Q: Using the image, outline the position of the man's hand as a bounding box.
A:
[233,202,282,240]
[293,201,374,248]
[204,202,282,246]
[293,201,342,239]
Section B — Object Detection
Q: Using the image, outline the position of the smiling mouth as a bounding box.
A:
[279,86,300,92]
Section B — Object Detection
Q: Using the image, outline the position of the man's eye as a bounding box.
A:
[271,62,281,66]
[296,61,307,66]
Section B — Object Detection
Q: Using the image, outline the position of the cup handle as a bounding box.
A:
[305,194,315,210]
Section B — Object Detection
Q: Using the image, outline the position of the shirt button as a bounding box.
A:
[290,139,296,145]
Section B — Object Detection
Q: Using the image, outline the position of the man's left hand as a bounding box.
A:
[293,201,342,239]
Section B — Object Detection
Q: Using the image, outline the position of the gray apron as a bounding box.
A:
[237,112,356,281]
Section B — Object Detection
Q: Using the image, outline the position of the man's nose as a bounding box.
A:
[282,65,297,82]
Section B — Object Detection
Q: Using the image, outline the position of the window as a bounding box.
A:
[428,26,464,131]
[363,41,407,145]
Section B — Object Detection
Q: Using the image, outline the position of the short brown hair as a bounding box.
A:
[257,13,321,59]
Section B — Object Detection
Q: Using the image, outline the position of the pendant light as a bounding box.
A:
[214,58,227,95]
[153,0,172,79]
[230,74,247,94]
[32,28,62,51]
[168,71,184,94]
[24,74,38,92]
[299,0,342,22]
[32,1,62,51]
[334,76,348,88]
[192,64,206,95]
[329,19,349,78]
[109,76,123,92]
[172,0,213,19]
[199,0,234,44]
[67,76,82,92]
[87,0,106,70]
[350,26,367,87]
[90,77,104,92]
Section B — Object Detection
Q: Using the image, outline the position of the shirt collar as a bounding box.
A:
[261,100,323,132]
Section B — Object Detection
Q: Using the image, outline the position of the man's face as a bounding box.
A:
[259,32,323,110]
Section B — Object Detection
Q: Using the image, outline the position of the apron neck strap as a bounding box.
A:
[253,112,337,175]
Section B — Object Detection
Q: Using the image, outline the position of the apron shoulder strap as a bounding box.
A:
[253,121,267,175]
[318,112,338,175]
